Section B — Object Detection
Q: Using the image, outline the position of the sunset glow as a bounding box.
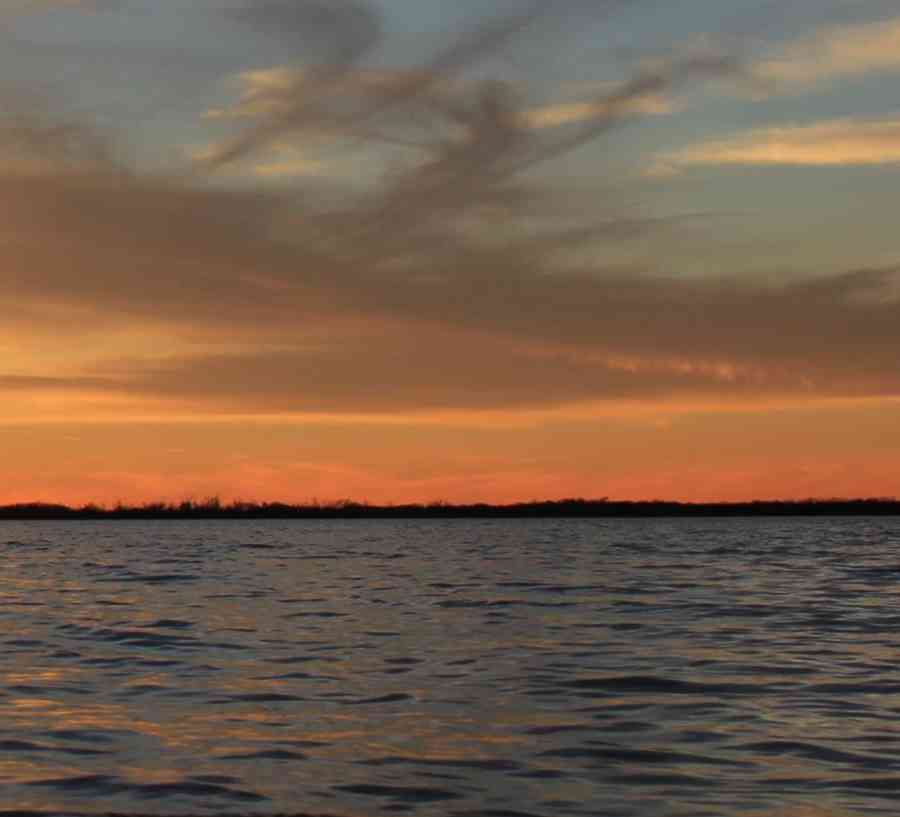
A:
[3,0,899,505]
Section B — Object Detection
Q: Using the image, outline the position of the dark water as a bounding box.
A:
[2,517,900,816]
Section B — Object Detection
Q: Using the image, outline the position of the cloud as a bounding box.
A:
[229,0,381,62]
[251,151,325,178]
[4,127,900,415]
[89,332,778,414]
[204,62,678,179]
[0,108,119,175]
[0,0,118,14]
[654,115,900,173]
[4,0,899,420]
[200,0,734,178]
[752,15,900,92]
[0,374,113,391]
[524,94,676,127]
[212,66,676,127]
[7,166,900,413]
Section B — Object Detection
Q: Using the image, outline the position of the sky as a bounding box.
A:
[2,0,900,505]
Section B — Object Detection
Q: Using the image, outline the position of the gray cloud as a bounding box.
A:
[0,374,114,391]
[203,1,737,242]
[3,0,900,414]
[100,304,900,412]
[0,0,120,15]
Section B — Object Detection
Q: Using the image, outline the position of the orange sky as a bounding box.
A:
[3,398,899,505]
[2,0,899,505]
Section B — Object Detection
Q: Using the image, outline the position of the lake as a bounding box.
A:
[2,516,900,816]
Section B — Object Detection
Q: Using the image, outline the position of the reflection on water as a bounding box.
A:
[1,517,899,815]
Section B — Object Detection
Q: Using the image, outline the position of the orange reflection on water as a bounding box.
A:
[9,698,56,711]
[0,758,84,786]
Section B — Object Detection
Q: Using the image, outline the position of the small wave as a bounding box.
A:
[335,783,461,802]
[140,618,193,629]
[43,728,121,744]
[737,740,897,769]
[25,774,123,794]
[282,611,348,619]
[826,777,900,793]
[6,685,46,695]
[806,681,900,695]
[608,771,711,786]
[525,724,596,736]
[268,654,340,664]
[119,683,170,696]
[99,572,199,584]
[0,739,51,751]
[259,671,317,680]
[136,657,182,667]
[136,780,267,802]
[361,755,521,772]
[436,599,575,609]
[218,692,305,703]
[539,745,749,768]
[512,769,567,779]
[25,773,267,802]
[562,675,767,695]
[221,748,308,760]
[341,693,413,705]
[90,627,196,648]
[450,810,547,817]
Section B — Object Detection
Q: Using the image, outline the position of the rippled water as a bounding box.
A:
[2,517,900,816]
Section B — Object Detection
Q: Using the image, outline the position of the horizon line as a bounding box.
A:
[2,496,899,519]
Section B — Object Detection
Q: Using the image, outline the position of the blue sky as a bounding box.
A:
[4,0,899,309]
[4,0,891,275]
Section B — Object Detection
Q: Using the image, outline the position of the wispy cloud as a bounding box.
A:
[204,62,678,178]
[4,0,899,420]
[251,150,325,178]
[211,66,677,128]
[523,93,676,127]
[654,115,900,173]
[199,0,734,180]
[0,0,117,14]
[753,15,900,92]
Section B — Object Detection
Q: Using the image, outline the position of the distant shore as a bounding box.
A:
[1,497,899,520]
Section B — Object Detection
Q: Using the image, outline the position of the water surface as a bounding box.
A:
[2,517,900,816]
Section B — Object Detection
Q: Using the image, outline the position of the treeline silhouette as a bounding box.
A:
[1,497,899,519]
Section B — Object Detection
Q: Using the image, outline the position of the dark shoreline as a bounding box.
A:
[1,498,899,520]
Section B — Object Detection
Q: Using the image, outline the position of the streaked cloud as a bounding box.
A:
[205,67,440,122]
[5,141,900,413]
[199,0,734,174]
[1,54,897,418]
[654,115,900,173]
[202,62,678,178]
[523,93,676,127]
[753,15,900,91]
[212,65,676,128]
[190,140,325,179]
[0,0,117,14]
[252,152,325,178]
